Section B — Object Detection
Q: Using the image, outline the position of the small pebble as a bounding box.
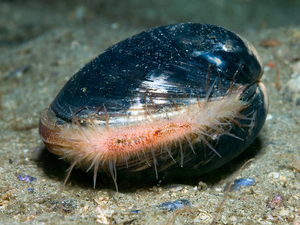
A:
[164,184,183,192]
[268,172,280,179]
[198,181,208,191]
[282,60,300,105]
[282,75,300,105]
[6,65,30,79]
[268,194,283,209]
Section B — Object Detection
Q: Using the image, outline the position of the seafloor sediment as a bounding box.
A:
[1,1,300,224]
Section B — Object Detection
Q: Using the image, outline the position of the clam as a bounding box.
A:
[39,23,268,190]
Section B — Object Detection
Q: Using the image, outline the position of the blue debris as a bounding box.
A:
[173,199,190,208]
[28,188,34,193]
[225,178,256,192]
[17,175,37,182]
[159,201,176,211]
[158,199,191,211]
[130,210,140,214]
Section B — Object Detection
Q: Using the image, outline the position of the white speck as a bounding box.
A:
[268,172,280,179]
[221,44,229,51]
[110,22,119,29]
[207,56,222,66]
[264,66,271,72]
[191,50,203,56]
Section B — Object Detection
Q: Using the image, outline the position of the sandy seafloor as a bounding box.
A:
[1,0,300,224]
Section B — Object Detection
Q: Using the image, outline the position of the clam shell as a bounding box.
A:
[39,23,268,188]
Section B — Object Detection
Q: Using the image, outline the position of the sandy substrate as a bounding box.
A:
[1,1,300,224]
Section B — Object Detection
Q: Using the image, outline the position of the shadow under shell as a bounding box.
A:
[39,23,268,190]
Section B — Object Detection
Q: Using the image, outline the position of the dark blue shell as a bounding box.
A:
[50,23,263,123]
[41,23,268,181]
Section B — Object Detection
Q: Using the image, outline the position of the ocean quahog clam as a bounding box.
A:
[39,23,268,190]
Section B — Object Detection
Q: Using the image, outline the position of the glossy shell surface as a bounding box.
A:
[39,23,268,186]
